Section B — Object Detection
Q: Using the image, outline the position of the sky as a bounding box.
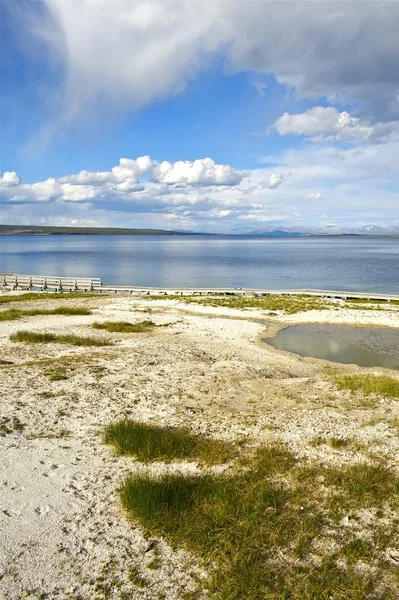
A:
[1,0,399,233]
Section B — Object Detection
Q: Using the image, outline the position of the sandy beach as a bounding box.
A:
[1,293,399,599]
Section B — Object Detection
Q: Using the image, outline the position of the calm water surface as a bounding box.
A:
[1,235,398,293]
[264,325,399,370]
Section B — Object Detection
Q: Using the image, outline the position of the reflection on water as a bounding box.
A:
[264,325,399,370]
[1,234,398,293]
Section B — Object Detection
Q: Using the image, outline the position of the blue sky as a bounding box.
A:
[1,1,398,232]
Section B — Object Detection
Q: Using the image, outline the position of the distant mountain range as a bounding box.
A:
[1,223,398,236]
[233,224,399,236]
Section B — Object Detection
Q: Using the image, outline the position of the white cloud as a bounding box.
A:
[1,145,397,232]
[151,158,244,186]
[273,107,399,144]
[55,156,244,190]
[265,172,284,189]
[308,192,323,201]
[12,0,399,136]
[252,82,267,97]
[0,171,21,187]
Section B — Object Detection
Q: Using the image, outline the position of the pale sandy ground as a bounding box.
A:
[1,293,399,599]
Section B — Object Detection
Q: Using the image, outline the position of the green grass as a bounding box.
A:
[334,373,399,398]
[119,444,399,599]
[147,294,332,315]
[0,306,92,321]
[104,420,236,465]
[10,330,113,346]
[345,298,399,307]
[323,463,399,507]
[92,320,154,333]
[44,367,69,381]
[0,292,100,305]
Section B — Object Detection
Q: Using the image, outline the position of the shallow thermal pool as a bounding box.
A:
[263,324,399,370]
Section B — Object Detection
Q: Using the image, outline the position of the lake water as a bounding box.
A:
[0,235,398,293]
[264,324,399,370]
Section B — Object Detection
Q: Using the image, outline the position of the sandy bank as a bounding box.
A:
[1,293,398,598]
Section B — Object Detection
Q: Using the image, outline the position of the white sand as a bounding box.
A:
[1,294,399,598]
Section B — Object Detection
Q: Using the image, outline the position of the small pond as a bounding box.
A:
[263,324,399,370]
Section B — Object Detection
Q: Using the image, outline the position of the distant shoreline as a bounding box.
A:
[0,224,194,236]
[0,225,398,237]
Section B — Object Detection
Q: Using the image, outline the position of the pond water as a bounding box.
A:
[263,324,399,370]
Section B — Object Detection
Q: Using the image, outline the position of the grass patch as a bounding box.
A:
[345,298,399,308]
[10,330,113,346]
[330,437,351,448]
[127,566,147,588]
[0,292,100,305]
[323,463,399,507]
[92,320,154,333]
[334,374,399,399]
[0,306,91,321]
[120,445,399,599]
[104,420,236,465]
[147,293,332,314]
[44,367,68,381]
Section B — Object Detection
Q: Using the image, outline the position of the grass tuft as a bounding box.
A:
[119,444,399,599]
[334,373,399,398]
[324,462,399,507]
[92,320,154,333]
[44,367,68,381]
[10,330,113,346]
[0,307,91,321]
[0,292,100,305]
[104,420,236,465]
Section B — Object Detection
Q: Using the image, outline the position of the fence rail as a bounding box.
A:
[1,273,398,302]
[0,274,102,292]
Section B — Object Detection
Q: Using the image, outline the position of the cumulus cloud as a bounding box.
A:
[0,171,21,187]
[151,158,244,186]
[273,107,399,144]
[2,145,397,232]
[265,172,284,190]
[10,0,399,135]
[308,192,323,201]
[0,156,246,208]
[55,156,243,190]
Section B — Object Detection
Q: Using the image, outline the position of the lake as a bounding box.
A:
[0,235,398,293]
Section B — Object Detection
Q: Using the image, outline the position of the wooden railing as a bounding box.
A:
[1,273,398,302]
[0,274,102,292]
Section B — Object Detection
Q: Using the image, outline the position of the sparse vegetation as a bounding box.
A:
[334,373,399,398]
[148,294,333,314]
[92,320,154,333]
[330,437,351,448]
[323,462,399,508]
[10,330,113,346]
[0,292,100,305]
[0,306,92,321]
[1,418,25,434]
[44,367,69,381]
[345,298,399,307]
[104,420,236,465]
[127,566,147,588]
[120,443,399,599]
